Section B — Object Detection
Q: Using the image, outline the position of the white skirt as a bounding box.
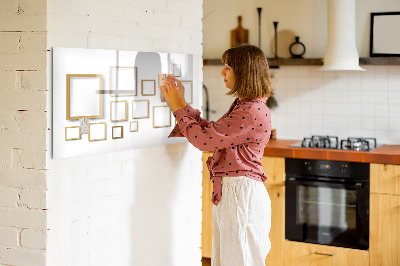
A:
[212,176,271,266]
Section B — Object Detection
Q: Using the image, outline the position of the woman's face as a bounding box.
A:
[220,64,235,89]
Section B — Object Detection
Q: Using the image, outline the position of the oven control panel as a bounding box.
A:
[286,158,369,180]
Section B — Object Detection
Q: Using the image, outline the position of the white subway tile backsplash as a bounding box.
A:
[285,66,298,77]
[360,116,376,130]
[389,117,400,131]
[374,65,388,77]
[388,76,400,91]
[374,77,388,91]
[388,131,400,143]
[361,104,375,117]
[375,130,389,144]
[323,103,336,115]
[374,90,388,104]
[286,77,299,89]
[204,65,400,144]
[388,91,400,104]
[361,90,375,104]
[374,117,389,131]
[389,105,400,117]
[375,104,389,117]
[348,103,362,116]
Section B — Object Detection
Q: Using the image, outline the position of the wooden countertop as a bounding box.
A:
[263,139,400,165]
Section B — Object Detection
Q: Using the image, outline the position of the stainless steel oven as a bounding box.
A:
[285,158,370,250]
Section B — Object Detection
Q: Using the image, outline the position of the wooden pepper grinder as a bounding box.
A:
[231,16,249,48]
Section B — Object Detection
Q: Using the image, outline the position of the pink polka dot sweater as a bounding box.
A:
[169,97,272,206]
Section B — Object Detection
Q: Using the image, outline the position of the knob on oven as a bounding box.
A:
[340,163,347,174]
[304,161,312,171]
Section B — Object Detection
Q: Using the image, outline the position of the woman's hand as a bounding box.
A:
[160,78,185,113]
[165,76,187,108]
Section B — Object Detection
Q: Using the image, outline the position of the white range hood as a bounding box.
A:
[320,0,365,71]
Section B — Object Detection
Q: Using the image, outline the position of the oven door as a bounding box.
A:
[285,177,369,250]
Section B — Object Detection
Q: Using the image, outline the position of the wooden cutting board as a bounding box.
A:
[231,16,249,48]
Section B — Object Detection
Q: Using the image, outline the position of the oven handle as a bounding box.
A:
[286,177,364,189]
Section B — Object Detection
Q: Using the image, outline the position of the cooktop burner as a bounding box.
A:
[290,136,381,151]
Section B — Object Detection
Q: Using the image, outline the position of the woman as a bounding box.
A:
[162,44,273,266]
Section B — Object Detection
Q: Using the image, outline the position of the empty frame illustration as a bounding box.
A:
[88,122,107,141]
[53,47,198,159]
[109,66,137,96]
[181,80,193,104]
[141,80,156,96]
[172,63,181,77]
[112,126,124,139]
[153,106,171,128]
[132,100,149,119]
[65,126,81,140]
[130,121,138,132]
[66,74,104,120]
[110,100,128,122]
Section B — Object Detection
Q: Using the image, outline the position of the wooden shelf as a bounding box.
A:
[359,57,400,65]
[203,57,400,67]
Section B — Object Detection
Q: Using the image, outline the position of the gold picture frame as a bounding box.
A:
[109,66,137,96]
[132,99,149,119]
[181,80,193,104]
[141,79,156,96]
[88,122,107,141]
[112,126,124,139]
[66,74,104,120]
[153,105,171,128]
[110,100,128,122]
[130,121,138,132]
[65,126,81,141]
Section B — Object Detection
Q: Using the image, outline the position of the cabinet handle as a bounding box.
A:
[314,252,335,257]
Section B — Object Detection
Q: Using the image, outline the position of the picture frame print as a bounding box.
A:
[153,106,171,128]
[65,126,81,141]
[172,63,181,77]
[109,66,137,96]
[130,121,138,132]
[181,80,193,104]
[110,100,128,122]
[132,99,149,119]
[370,12,400,57]
[66,74,104,120]
[141,79,156,96]
[88,122,107,141]
[112,126,124,139]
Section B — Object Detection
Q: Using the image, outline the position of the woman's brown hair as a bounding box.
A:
[221,44,273,99]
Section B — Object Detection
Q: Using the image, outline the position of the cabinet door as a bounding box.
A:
[202,152,213,258]
[370,193,400,266]
[284,241,369,266]
[370,163,400,195]
[264,184,284,266]
[261,156,285,185]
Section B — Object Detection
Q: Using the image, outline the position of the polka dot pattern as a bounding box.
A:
[169,97,272,206]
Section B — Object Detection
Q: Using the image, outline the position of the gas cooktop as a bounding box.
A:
[289,135,383,151]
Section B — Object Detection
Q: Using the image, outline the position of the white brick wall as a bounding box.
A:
[0,0,48,265]
[46,0,203,266]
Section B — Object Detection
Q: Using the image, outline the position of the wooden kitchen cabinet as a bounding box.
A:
[370,163,400,266]
[370,163,400,195]
[284,240,369,266]
[202,152,213,258]
[201,154,286,265]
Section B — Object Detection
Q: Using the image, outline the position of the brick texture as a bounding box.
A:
[0,0,47,264]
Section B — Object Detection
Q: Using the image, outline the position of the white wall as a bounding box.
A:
[203,0,400,58]
[0,0,48,265]
[203,0,400,145]
[46,0,204,266]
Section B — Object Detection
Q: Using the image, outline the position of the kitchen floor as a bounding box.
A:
[202,257,211,266]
